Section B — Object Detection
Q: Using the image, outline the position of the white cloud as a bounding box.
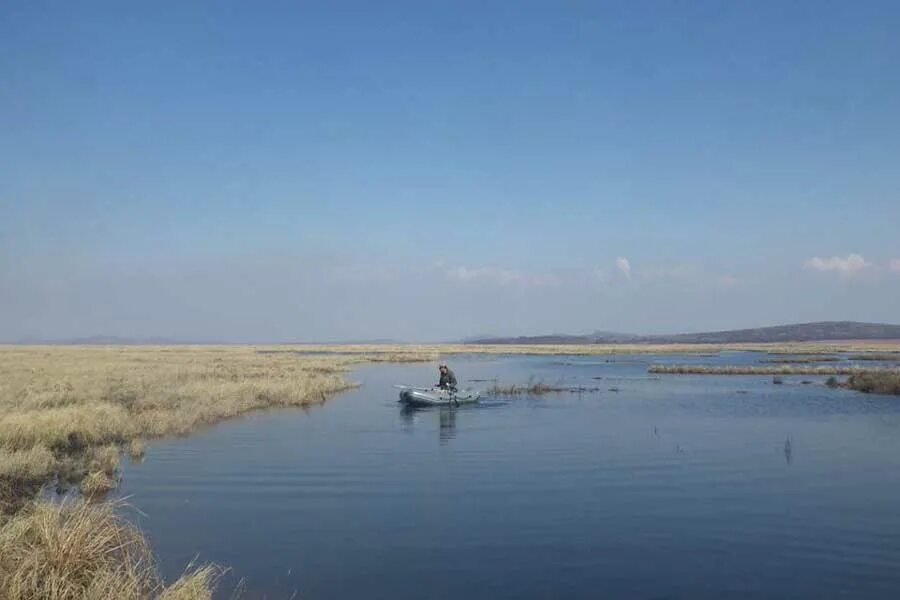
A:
[445,266,559,287]
[890,259,900,273]
[803,254,872,277]
[717,274,742,288]
[615,257,632,279]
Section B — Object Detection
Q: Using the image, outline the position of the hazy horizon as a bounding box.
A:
[3,2,899,343]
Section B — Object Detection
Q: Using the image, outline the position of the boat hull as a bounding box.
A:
[399,388,480,407]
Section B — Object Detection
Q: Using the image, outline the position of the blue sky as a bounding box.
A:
[2,1,899,341]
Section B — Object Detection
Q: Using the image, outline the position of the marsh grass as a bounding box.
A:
[847,353,900,362]
[486,382,566,395]
[0,346,363,508]
[760,356,840,364]
[128,440,146,460]
[4,341,900,596]
[846,372,900,395]
[0,499,220,599]
[486,379,600,396]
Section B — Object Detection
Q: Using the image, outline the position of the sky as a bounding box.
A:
[1,1,899,342]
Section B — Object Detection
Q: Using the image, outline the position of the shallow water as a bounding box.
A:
[117,353,900,599]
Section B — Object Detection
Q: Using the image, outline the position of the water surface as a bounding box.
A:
[118,353,900,599]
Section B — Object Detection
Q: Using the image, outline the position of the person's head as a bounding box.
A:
[438,364,448,374]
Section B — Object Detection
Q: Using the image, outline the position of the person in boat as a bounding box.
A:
[437,364,457,391]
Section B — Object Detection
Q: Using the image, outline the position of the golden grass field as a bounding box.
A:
[3,340,899,509]
[0,345,431,599]
[2,341,900,598]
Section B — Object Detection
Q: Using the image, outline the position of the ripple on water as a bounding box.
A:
[116,354,900,599]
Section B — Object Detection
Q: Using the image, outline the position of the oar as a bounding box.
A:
[393,384,434,392]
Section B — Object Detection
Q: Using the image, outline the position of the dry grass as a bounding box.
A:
[485,379,600,396]
[128,440,146,460]
[847,353,900,362]
[157,565,220,600]
[3,341,897,505]
[0,345,364,509]
[0,345,372,598]
[2,340,899,597]
[648,364,900,376]
[760,356,840,364]
[0,499,219,599]
[486,382,567,395]
[846,372,900,395]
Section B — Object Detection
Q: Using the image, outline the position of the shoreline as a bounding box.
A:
[3,343,900,597]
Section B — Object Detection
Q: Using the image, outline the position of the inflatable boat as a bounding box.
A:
[397,386,481,407]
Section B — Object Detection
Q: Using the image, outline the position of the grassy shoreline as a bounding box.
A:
[3,341,900,597]
[4,341,900,508]
[0,345,435,598]
[0,346,373,514]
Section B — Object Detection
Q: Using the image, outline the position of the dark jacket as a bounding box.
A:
[438,368,457,390]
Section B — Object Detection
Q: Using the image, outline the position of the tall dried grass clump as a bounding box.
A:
[0,499,219,599]
[846,372,900,395]
[157,565,220,600]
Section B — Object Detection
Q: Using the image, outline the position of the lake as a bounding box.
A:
[116,353,900,599]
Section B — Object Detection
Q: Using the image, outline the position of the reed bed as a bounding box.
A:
[0,498,220,599]
[846,372,900,395]
[0,345,369,512]
[759,356,840,364]
[485,382,600,395]
[648,364,900,376]
[3,340,900,597]
[847,353,900,362]
[0,345,427,598]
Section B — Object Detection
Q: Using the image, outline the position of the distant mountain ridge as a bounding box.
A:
[13,335,207,345]
[11,335,408,345]
[469,321,900,345]
[11,321,900,346]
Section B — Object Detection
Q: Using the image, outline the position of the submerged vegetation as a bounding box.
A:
[486,382,564,395]
[647,364,900,376]
[486,382,600,396]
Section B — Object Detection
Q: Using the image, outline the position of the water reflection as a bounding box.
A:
[117,354,900,600]
[399,404,458,444]
[438,408,457,443]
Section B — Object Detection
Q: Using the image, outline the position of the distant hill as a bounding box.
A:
[14,335,206,345]
[469,321,900,345]
[11,335,408,345]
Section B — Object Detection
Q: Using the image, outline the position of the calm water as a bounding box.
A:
[117,353,900,599]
